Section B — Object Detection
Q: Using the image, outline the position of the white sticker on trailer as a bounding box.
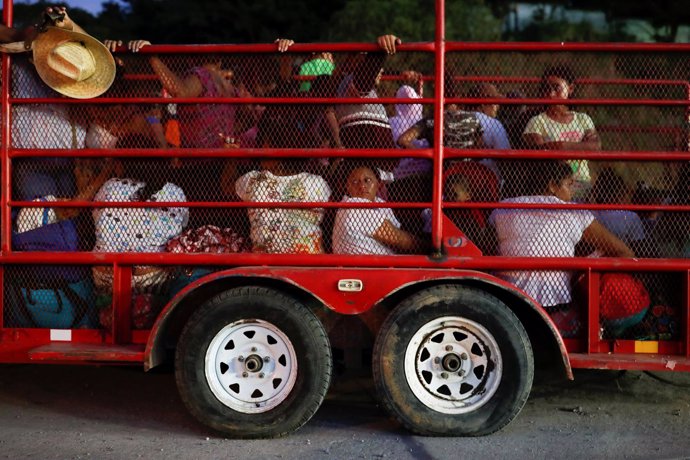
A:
[50,330,72,341]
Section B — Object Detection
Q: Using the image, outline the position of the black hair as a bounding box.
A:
[255,108,302,149]
[541,64,576,86]
[444,71,461,99]
[592,168,627,204]
[539,64,576,96]
[527,160,573,195]
[352,53,385,94]
[465,83,500,111]
[308,74,335,98]
[341,160,377,180]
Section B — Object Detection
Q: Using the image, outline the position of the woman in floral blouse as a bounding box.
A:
[235,118,331,254]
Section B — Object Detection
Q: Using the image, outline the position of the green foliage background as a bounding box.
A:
[5,0,688,44]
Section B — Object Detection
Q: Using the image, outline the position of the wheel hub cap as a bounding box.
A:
[205,319,297,414]
[404,316,503,414]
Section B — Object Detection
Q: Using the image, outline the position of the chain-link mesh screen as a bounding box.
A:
[5,46,690,339]
[599,272,679,340]
[3,265,98,329]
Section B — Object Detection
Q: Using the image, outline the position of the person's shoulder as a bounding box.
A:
[509,195,559,204]
[573,111,595,122]
[476,112,506,127]
[237,170,260,182]
[473,111,489,121]
[301,173,331,191]
[342,196,369,203]
[301,172,327,181]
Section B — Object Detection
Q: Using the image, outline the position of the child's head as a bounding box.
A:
[444,174,472,202]
[346,165,380,202]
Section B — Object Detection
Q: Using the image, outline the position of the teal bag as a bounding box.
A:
[8,278,96,329]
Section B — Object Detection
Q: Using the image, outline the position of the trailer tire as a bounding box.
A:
[373,285,533,436]
[175,286,331,438]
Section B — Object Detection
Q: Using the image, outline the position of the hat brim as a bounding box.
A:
[32,27,115,99]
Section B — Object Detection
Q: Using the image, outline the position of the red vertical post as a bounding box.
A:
[685,83,690,152]
[431,0,446,251]
[0,0,15,329]
[587,270,602,353]
[112,264,133,344]
[680,270,690,358]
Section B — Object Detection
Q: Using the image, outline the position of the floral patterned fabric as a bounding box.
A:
[166,225,249,253]
[235,170,331,254]
[93,178,189,253]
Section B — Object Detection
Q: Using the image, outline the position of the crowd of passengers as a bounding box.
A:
[2,10,683,337]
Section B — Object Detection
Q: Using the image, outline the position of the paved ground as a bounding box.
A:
[1,364,689,459]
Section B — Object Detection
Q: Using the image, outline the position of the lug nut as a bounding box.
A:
[238,356,245,362]
[445,345,453,351]
[242,372,248,378]
[441,372,448,379]
[434,357,441,364]
[460,353,468,360]
[458,369,465,377]
[259,373,265,378]
[251,347,257,352]
[263,356,270,362]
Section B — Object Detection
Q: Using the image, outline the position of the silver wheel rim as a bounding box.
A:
[205,319,297,414]
[404,316,503,414]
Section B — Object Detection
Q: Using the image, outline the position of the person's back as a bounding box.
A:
[491,195,595,307]
[12,56,86,201]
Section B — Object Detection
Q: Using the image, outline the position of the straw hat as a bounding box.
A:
[32,26,115,99]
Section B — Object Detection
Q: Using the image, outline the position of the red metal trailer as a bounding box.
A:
[1,0,689,438]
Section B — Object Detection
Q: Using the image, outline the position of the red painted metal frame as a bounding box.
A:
[1,0,689,374]
[0,0,13,330]
[144,265,571,377]
[430,0,445,250]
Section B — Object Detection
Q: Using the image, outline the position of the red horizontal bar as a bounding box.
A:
[109,42,435,54]
[443,202,682,212]
[10,148,690,162]
[569,352,690,371]
[9,199,686,213]
[27,343,145,363]
[445,148,690,161]
[9,200,431,210]
[2,253,690,271]
[8,147,431,159]
[447,42,690,52]
[125,73,687,88]
[444,97,690,106]
[9,97,437,105]
[11,96,690,106]
[598,125,684,134]
[104,41,690,54]
[454,75,690,88]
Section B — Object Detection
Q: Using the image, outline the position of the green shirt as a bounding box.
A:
[299,58,335,92]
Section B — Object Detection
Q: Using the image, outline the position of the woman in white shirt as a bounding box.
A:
[333,166,418,255]
[490,160,632,309]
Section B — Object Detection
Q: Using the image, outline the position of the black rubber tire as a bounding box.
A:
[373,285,534,436]
[175,286,332,438]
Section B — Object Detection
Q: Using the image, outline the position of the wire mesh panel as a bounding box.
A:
[3,265,98,329]
[5,43,690,346]
[599,272,681,341]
